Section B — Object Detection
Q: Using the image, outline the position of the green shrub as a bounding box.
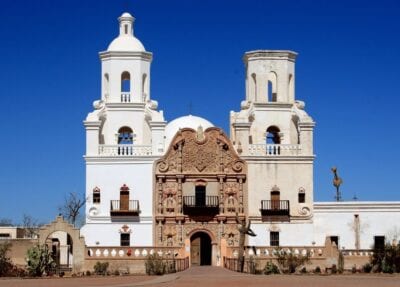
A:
[275,249,310,274]
[0,241,13,277]
[93,261,109,275]
[145,254,166,275]
[370,243,400,273]
[300,266,307,274]
[26,245,56,277]
[362,263,372,273]
[263,261,280,275]
[85,270,91,276]
[314,266,321,274]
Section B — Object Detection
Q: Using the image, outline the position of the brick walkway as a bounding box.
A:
[1,267,399,287]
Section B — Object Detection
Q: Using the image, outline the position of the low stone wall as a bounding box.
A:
[7,239,38,267]
[84,258,148,274]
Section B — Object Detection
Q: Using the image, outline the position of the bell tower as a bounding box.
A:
[244,50,296,104]
[231,50,316,241]
[100,12,151,104]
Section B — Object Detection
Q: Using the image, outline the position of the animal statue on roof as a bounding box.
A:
[331,166,343,201]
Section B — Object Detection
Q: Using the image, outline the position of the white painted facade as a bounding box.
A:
[81,12,400,255]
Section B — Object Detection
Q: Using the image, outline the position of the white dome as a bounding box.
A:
[165,115,214,147]
[107,36,145,52]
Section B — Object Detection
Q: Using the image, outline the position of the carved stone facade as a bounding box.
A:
[154,127,247,248]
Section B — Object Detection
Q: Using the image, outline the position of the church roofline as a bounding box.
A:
[99,51,153,61]
[243,50,298,62]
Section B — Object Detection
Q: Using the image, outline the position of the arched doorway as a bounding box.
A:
[190,232,212,266]
[45,231,74,271]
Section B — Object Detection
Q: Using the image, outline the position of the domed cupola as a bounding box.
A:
[107,12,146,52]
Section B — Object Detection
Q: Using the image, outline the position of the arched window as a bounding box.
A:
[142,73,147,102]
[266,126,281,144]
[93,187,100,204]
[121,71,131,102]
[266,126,281,155]
[118,127,133,144]
[267,72,277,102]
[104,73,109,99]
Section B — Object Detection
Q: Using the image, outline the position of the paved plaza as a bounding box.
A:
[1,267,400,287]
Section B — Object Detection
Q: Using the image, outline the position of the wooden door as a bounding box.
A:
[191,237,201,266]
[271,191,280,210]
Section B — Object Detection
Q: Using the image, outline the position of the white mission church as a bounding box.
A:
[80,12,400,267]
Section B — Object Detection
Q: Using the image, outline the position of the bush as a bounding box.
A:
[314,266,321,274]
[85,270,91,276]
[145,254,166,275]
[362,263,372,273]
[0,241,13,277]
[275,249,310,274]
[263,261,280,275]
[300,266,307,274]
[113,270,120,276]
[370,242,400,273]
[26,244,56,277]
[331,264,337,274]
[93,262,109,275]
[351,265,357,273]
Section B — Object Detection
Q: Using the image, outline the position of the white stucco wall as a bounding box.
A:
[313,202,400,249]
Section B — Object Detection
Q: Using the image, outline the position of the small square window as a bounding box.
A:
[270,231,279,247]
[298,193,305,203]
[120,233,130,246]
[93,192,100,204]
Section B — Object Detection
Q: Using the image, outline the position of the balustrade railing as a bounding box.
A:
[248,144,301,156]
[183,196,219,208]
[86,246,183,259]
[99,145,152,156]
[121,92,131,103]
[226,246,326,259]
[110,200,140,215]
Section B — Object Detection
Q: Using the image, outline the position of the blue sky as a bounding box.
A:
[0,0,399,223]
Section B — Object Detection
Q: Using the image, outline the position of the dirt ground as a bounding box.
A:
[1,266,399,287]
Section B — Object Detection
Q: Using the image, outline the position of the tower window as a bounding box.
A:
[298,189,305,203]
[118,127,134,144]
[121,71,131,92]
[124,24,128,34]
[266,126,281,144]
[120,233,130,246]
[270,231,279,246]
[93,187,100,204]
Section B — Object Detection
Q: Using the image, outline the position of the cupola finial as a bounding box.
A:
[118,12,135,36]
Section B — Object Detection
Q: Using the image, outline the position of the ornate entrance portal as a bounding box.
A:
[190,232,212,266]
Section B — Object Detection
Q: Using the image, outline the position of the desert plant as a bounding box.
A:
[0,241,13,276]
[26,244,56,277]
[93,261,109,275]
[263,261,280,275]
[314,266,321,274]
[300,266,307,274]
[351,265,357,273]
[275,249,310,274]
[85,270,91,276]
[113,269,120,276]
[370,243,400,273]
[145,254,166,275]
[338,251,344,273]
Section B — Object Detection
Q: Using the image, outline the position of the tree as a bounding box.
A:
[0,241,13,276]
[21,214,41,238]
[0,218,13,227]
[58,192,86,227]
